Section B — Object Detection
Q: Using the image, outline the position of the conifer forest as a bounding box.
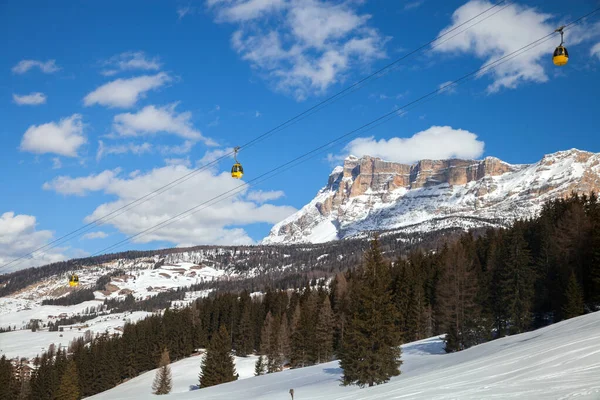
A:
[1,193,600,399]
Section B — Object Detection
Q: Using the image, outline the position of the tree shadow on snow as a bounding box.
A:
[404,337,447,355]
[323,367,343,375]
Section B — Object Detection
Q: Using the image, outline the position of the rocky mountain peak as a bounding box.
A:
[263,149,600,245]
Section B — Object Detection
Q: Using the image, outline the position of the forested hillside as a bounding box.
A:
[2,193,598,399]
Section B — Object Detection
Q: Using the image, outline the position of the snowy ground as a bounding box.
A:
[88,311,600,399]
[0,311,153,359]
[89,354,260,399]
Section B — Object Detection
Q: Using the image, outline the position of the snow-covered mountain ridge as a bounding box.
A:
[263,149,600,244]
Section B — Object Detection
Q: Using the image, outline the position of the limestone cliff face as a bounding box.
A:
[263,149,600,245]
[316,155,517,217]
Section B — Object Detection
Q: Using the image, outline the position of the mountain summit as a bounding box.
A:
[262,149,600,244]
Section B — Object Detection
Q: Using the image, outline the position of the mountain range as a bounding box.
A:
[263,149,600,244]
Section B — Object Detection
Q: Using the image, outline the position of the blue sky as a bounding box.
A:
[1,0,599,272]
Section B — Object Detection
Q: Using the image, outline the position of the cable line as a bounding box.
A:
[77,9,599,261]
[0,1,511,271]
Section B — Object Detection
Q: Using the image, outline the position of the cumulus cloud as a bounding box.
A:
[0,212,67,273]
[197,147,234,166]
[82,231,109,240]
[96,140,153,161]
[112,103,216,145]
[83,72,171,108]
[43,165,297,246]
[100,51,161,76]
[433,0,600,93]
[207,0,387,100]
[96,139,196,161]
[158,140,195,155]
[216,0,286,22]
[20,114,86,157]
[335,125,485,164]
[165,157,191,167]
[43,169,121,196]
[247,190,285,203]
[12,59,60,74]
[52,157,62,169]
[13,92,47,105]
[592,43,600,59]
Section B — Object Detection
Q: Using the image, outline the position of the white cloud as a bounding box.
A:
[335,125,485,164]
[13,92,47,105]
[592,43,600,60]
[0,212,67,273]
[82,231,108,240]
[96,140,153,161]
[177,6,191,19]
[100,51,161,76]
[216,0,286,22]
[112,103,217,145]
[20,114,86,158]
[96,139,196,161]
[12,59,60,74]
[197,147,235,166]
[43,169,121,196]
[404,0,424,10]
[247,190,285,202]
[158,140,196,155]
[165,157,191,167]
[43,165,297,246]
[52,157,62,169]
[433,0,600,93]
[209,0,387,100]
[83,72,171,108]
[438,80,457,94]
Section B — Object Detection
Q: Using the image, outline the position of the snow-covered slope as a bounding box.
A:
[89,311,600,399]
[263,149,600,244]
[0,310,152,359]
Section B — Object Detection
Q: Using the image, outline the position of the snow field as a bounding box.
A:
[89,310,600,399]
[0,311,153,359]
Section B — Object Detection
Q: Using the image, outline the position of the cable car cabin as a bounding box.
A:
[69,274,79,287]
[553,45,568,66]
[231,163,243,179]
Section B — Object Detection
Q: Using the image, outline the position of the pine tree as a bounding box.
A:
[499,225,535,334]
[54,359,80,400]
[199,325,237,388]
[254,355,266,376]
[0,355,20,399]
[290,304,303,368]
[340,236,402,387]
[260,312,274,358]
[332,273,349,352]
[436,240,484,352]
[152,348,172,395]
[278,316,291,366]
[315,296,334,364]
[562,272,585,319]
[237,306,254,357]
[267,316,282,373]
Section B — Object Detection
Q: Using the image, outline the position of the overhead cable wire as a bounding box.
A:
[0,0,511,271]
[76,8,600,260]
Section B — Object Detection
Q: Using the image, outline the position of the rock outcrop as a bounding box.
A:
[263,149,600,244]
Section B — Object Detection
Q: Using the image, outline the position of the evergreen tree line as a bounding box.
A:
[1,218,471,298]
[3,194,599,397]
[384,193,600,352]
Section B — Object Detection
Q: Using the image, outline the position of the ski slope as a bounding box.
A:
[88,311,600,399]
[0,311,153,359]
